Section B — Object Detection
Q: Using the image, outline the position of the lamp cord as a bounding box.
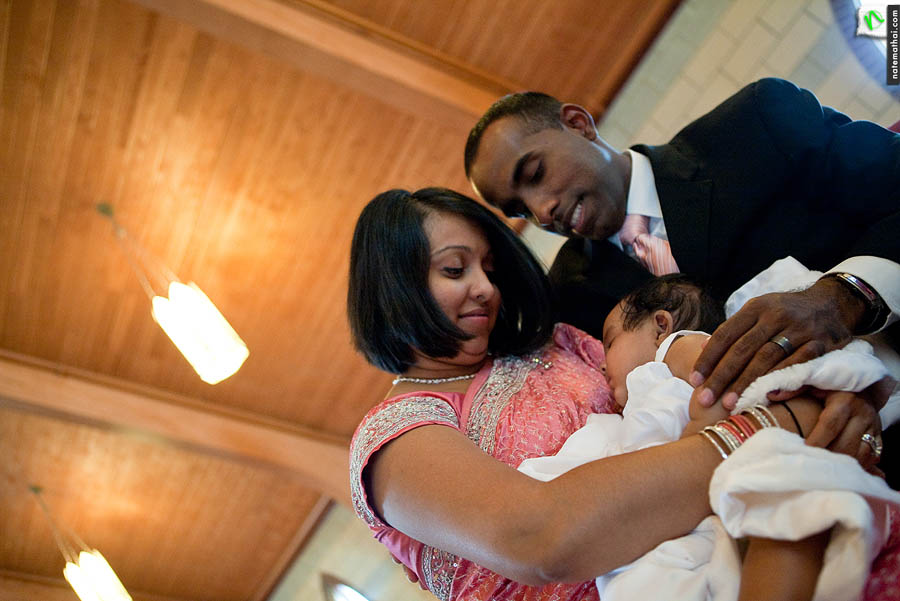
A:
[96,203,179,299]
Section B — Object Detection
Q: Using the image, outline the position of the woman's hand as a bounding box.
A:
[769,378,891,472]
[390,554,428,591]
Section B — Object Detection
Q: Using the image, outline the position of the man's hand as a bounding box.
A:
[689,278,866,410]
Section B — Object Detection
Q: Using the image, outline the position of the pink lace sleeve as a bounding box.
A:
[349,395,460,528]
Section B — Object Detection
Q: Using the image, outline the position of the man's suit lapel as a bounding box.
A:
[632,143,713,282]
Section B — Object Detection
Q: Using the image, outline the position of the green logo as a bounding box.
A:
[865,9,885,30]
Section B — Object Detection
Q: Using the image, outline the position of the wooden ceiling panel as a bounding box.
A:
[1,0,483,433]
[309,0,681,113]
[0,406,323,601]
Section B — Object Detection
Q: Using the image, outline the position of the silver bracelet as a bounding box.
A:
[710,424,741,453]
[745,406,774,429]
[756,405,780,428]
[820,272,889,335]
[699,429,729,460]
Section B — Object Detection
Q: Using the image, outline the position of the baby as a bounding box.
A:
[519,274,899,601]
[600,273,723,412]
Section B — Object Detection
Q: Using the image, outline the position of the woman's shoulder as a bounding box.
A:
[351,391,467,459]
[354,391,463,434]
[545,322,605,370]
[349,391,466,529]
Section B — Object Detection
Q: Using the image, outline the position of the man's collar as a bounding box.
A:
[623,149,662,219]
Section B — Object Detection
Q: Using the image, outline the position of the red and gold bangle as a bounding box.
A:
[711,423,741,453]
[718,419,746,443]
[729,413,757,440]
[699,404,781,461]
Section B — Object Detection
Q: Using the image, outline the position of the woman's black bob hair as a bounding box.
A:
[348,187,556,373]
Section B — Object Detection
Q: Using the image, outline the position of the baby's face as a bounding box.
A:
[601,303,664,409]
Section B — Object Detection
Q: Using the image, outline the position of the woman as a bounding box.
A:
[347,188,821,601]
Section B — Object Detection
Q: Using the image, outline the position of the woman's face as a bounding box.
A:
[423,211,501,366]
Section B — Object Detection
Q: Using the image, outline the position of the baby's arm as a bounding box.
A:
[662,334,731,435]
[668,337,830,600]
[739,533,829,601]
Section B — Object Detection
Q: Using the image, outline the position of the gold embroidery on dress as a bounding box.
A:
[466,353,538,455]
[421,545,459,601]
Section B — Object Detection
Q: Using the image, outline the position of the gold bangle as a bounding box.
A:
[699,430,729,460]
[711,423,741,453]
[756,405,780,428]
[745,406,772,429]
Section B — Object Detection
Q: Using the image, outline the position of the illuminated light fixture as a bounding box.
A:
[97,203,248,384]
[321,573,372,601]
[64,550,132,601]
[30,486,133,601]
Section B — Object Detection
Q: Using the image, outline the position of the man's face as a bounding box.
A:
[468,113,629,240]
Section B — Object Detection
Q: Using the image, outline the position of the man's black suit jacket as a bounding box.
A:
[550,78,900,338]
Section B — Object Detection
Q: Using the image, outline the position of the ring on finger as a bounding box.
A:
[861,432,883,457]
[768,335,794,355]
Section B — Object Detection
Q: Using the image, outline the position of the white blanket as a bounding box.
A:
[518,337,900,601]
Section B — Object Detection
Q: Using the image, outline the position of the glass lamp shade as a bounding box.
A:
[321,573,371,601]
[151,281,249,384]
[63,550,133,601]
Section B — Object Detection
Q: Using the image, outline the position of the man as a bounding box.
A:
[465,78,900,470]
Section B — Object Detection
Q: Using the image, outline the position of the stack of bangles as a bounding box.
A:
[699,405,782,460]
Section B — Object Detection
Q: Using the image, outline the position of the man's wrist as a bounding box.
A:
[817,272,889,335]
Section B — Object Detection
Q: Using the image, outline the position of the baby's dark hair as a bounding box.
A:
[620,274,725,333]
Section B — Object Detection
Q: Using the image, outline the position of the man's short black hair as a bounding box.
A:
[348,187,556,373]
[464,92,563,179]
[620,274,725,334]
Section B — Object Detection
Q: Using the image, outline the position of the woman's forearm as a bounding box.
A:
[529,434,721,581]
[372,424,723,585]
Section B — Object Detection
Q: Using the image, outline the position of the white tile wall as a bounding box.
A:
[684,31,738,86]
[818,54,871,107]
[807,0,835,25]
[723,23,779,81]
[859,75,897,113]
[719,0,773,40]
[684,73,741,124]
[760,1,807,33]
[766,13,825,76]
[844,97,879,121]
[599,0,900,150]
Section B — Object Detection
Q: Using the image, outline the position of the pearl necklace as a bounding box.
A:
[392,373,477,386]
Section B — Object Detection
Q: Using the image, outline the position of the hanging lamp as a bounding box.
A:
[31,485,133,601]
[97,203,248,384]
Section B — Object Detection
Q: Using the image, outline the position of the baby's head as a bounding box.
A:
[601,275,724,409]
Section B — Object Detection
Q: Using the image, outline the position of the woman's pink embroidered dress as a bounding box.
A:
[350,324,616,601]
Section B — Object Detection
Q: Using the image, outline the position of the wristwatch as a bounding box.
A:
[819,272,890,335]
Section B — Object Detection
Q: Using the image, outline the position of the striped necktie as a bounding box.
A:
[618,213,679,276]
